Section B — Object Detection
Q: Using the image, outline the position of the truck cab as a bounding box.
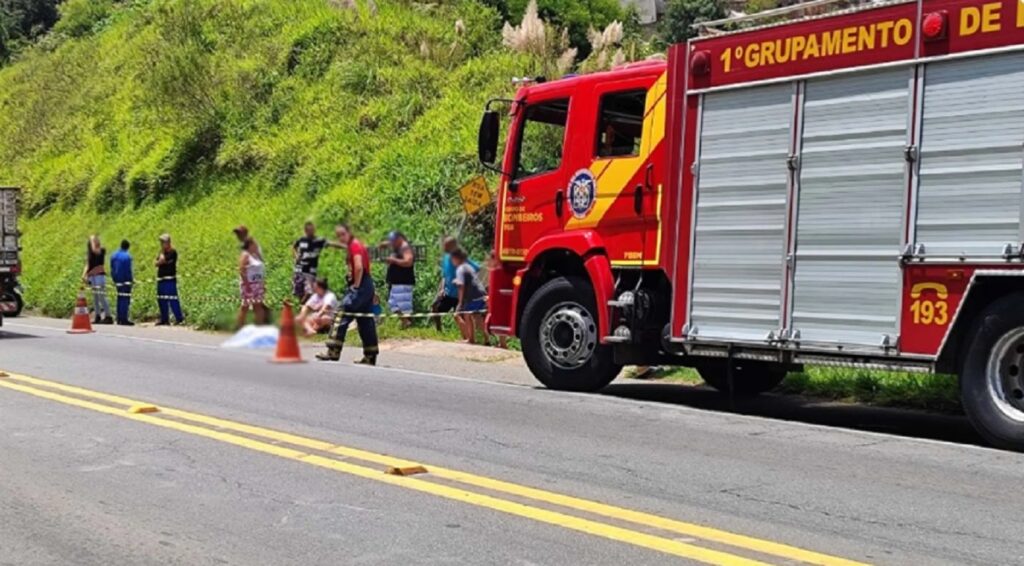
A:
[478,61,672,391]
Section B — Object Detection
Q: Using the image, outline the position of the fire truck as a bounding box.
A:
[478,0,1024,449]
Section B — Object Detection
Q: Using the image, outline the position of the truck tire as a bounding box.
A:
[697,360,787,397]
[960,293,1024,451]
[0,291,18,318]
[521,276,621,392]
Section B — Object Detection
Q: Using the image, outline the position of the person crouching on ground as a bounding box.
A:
[110,239,134,326]
[316,223,379,365]
[297,278,338,336]
[83,235,114,325]
[155,234,185,326]
[384,230,415,329]
[237,236,268,328]
[451,247,490,345]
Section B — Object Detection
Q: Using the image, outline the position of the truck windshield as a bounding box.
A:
[515,98,569,180]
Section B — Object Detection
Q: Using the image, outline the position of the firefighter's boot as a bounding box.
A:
[353,344,378,366]
[315,340,342,362]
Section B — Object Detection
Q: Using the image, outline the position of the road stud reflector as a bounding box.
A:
[129,404,159,414]
[385,465,429,476]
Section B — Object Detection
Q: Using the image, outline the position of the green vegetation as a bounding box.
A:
[642,365,961,413]
[0,0,60,61]
[0,0,531,327]
[779,367,961,413]
[0,0,664,329]
[504,0,625,57]
[659,0,728,45]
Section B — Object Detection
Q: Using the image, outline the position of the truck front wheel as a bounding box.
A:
[961,293,1024,450]
[521,276,621,392]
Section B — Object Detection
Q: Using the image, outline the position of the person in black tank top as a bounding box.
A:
[384,231,415,328]
[155,233,185,325]
[83,235,113,324]
[292,222,326,301]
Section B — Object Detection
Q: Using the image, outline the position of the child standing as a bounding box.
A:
[450,248,490,345]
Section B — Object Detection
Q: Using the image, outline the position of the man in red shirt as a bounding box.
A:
[316,223,379,365]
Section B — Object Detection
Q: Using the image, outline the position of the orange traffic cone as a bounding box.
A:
[270,301,305,364]
[67,292,95,334]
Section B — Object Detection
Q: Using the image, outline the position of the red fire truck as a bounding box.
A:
[478,0,1024,448]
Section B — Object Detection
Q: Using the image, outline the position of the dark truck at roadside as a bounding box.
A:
[0,187,24,326]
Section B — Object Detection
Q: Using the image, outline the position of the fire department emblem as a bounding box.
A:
[568,169,596,219]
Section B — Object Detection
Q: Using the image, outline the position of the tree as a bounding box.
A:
[0,0,60,60]
[659,0,727,46]
[479,0,512,21]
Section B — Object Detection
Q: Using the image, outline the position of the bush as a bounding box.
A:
[53,0,115,38]
[505,0,624,58]
[659,0,727,46]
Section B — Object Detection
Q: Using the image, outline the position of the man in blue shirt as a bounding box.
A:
[110,240,134,326]
[430,236,477,331]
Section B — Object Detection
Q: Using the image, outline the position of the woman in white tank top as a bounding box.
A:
[237,237,268,328]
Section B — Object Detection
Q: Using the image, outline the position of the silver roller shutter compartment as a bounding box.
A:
[689,84,792,342]
[790,68,909,347]
[915,52,1024,258]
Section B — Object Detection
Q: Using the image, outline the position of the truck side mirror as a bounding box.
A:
[478,110,500,165]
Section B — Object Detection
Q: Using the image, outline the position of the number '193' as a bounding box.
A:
[910,299,948,326]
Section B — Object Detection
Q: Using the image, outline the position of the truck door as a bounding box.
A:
[913,51,1024,258]
[497,96,573,261]
[787,68,911,349]
[566,76,663,266]
[687,83,794,342]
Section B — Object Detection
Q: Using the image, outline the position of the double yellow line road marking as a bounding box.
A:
[0,371,868,566]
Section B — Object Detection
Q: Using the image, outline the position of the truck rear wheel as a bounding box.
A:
[697,360,787,397]
[521,276,621,392]
[961,293,1024,450]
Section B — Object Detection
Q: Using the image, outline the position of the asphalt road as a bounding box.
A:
[1,317,1022,565]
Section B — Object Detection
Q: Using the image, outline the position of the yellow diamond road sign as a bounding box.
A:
[459,176,492,215]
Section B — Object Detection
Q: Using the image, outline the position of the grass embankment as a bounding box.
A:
[633,366,961,413]
[0,0,533,327]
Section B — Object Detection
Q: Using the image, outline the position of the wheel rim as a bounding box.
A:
[986,327,1024,422]
[539,301,597,370]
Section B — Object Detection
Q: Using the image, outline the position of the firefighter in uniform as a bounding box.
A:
[316,223,379,365]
